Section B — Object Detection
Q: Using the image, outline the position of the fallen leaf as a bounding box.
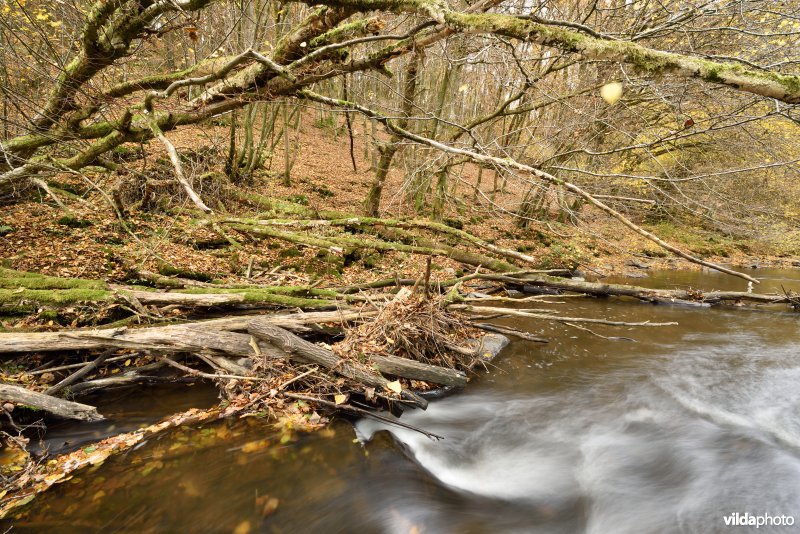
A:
[385,380,402,394]
[255,495,279,518]
[233,520,252,534]
[334,394,347,405]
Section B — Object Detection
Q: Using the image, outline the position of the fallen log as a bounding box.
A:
[0,324,278,358]
[370,355,468,387]
[227,222,518,273]
[247,322,429,409]
[224,216,538,268]
[0,383,103,421]
[124,289,342,309]
[481,274,789,306]
[0,310,374,355]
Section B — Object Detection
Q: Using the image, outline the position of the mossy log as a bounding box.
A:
[126,288,342,309]
[226,220,518,272]
[224,216,536,267]
[0,268,345,313]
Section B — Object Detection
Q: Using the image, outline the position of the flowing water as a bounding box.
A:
[8,269,800,533]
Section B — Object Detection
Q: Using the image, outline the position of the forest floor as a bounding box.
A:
[1,108,797,323]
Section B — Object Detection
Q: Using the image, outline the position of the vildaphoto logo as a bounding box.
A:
[723,512,795,528]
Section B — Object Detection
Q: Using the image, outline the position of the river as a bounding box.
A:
[9,269,800,533]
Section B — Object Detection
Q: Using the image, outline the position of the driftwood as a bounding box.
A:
[247,322,428,409]
[0,384,103,421]
[370,355,468,387]
[451,305,678,326]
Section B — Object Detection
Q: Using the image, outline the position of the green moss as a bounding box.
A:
[0,288,113,305]
[314,115,337,130]
[309,17,375,48]
[174,286,336,308]
[156,264,214,282]
[0,226,13,236]
[764,70,800,95]
[704,65,723,83]
[285,194,309,206]
[0,268,108,290]
[39,310,60,320]
[443,217,463,230]
[56,216,93,228]
[279,247,303,258]
[240,291,333,307]
[310,184,335,198]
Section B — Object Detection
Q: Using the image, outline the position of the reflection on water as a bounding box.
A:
[9,270,800,533]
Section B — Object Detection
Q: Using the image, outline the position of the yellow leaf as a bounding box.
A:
[241,439,270,453]
[334,394,347,405]
[385,380,402,394]
[600,82,623,105]
[233,520,251,534]
[49,20,62,28]
[124,359,131,367]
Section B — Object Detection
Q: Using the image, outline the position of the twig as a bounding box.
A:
[284,393,444,440]
[29,177,70,212]
[278,366,319,390]
[160,357,269,381]
[424,256,432,299]
[463,295,574,303]
[563,322,636,342]
[26,355,133,375]
[471,322,548,342]
[44,349,114,396]
[147,116,212,213]
[450,304,678,326]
